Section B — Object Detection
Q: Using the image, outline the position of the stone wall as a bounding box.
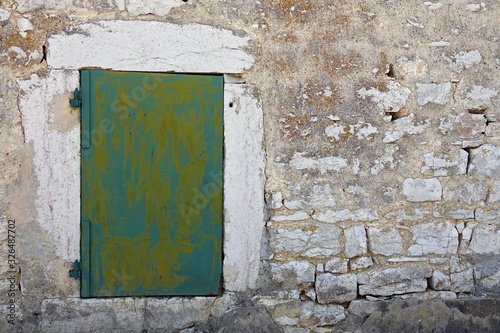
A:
[0,0,499,332]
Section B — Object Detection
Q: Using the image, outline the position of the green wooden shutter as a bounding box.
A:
[80,70,223,297]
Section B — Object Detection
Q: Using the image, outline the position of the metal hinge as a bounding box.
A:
[70,88,81,107]
[69,260,81,279]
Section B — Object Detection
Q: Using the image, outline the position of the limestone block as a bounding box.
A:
[394,291,457,300]
[269,224,342,258]
[453,113,487,139]
[357,81,411,113]
[300,302,346,327]
[451,50,482,72]
[344,225,367,258]
[475,208,500,225]
[417,82,452,106]
[312,209,378,223]
[420,150,468,176]
[367,227,403,256]
[270,261,316,286]
[383,113,429,143]
[273,211,310,222]
[443,178,488,205]
[347,300,378,317]
[488,181,500,203]
[0,8,12,22]
[403,178,442,202]
[126,0,183,16]
[429,270,451,291]
[450,268,474,292]
[315,273,357,304]
[469,224,500,254]
[407,221,459,256]
[349,257,373,270]
[284,184,336,210]
[468,144,500,179]
[289,152,347,174]
[359,279,428,297]
[324,258,348,274]
[16,0,73,12]
[357,267,432,287]
[461,85,498,111]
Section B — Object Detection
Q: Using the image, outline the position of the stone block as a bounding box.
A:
[461,85,498,111]
[403,178,442,202]
[443,178,488,205]
[450,268,474,292]
[359,279,428,297]
[269,224,342,258]
[430,270,451,291]
[475,208,500,225]
[344,225,367,258]
[469,224,500,254]
[358,267,432,286]
[468,144,500,179]
[488,181,500,203]
[312,209,378,223]
[349,257,373,270]
[383,113,429,143]
[357,81,411,113]
[126,0,183,16]
[421,150,468,176]
[315,273,357,304]
[324,258,348,274]
[270,261,316,287]
[407,221,459,256]
[453,113,487,139]
[367,227,403,256]
[417,82,452,106]
[300,302,346,327]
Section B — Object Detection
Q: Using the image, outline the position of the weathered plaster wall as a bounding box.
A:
[1,0,500,332]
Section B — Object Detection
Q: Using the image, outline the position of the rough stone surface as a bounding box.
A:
[383,113,429,143]
[416,82,452,106]
[469,224,500,254]
[367,227,404,256]
[407,221,459,256]
[316,273,357,304]
[126,0,184,16]
[344,225,367,258]
[429,270,451,291]
[357,81,411,113]
[47,21,254,73]
[443,178,488,205]
[270,261,316,287]
[450,268,474,292]
[402,178,442,202]
[269,224,342,258]
[420,150,468,176]
[324,258,348,274]
[0,8,11,22]
[312,208,378,223]
[468,144,500,179]
[15,0,73,12]
[349,256,373,270]
[197,306,282,333]
[488,181,500,203]
[475,208,500,225]
[300,302,345,327]
[461,85,498,111]
[358,267,431,296]
[454,113,487,139]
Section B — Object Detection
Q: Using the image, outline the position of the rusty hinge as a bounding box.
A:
[70,88,81,107]
[69,260,81,279]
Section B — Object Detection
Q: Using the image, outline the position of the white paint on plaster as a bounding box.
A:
[420,150,468,176]
[15,0,73,13]
[371,147,398,175]
[289,152,348,174]
[126,0,184,16]
[349,122,378,140]
[47,21,254,74]
[357,81,411,113]
[18,70,80,260]
[325,123,345,140]
[223,84,265,291]
[452,50,482,71]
